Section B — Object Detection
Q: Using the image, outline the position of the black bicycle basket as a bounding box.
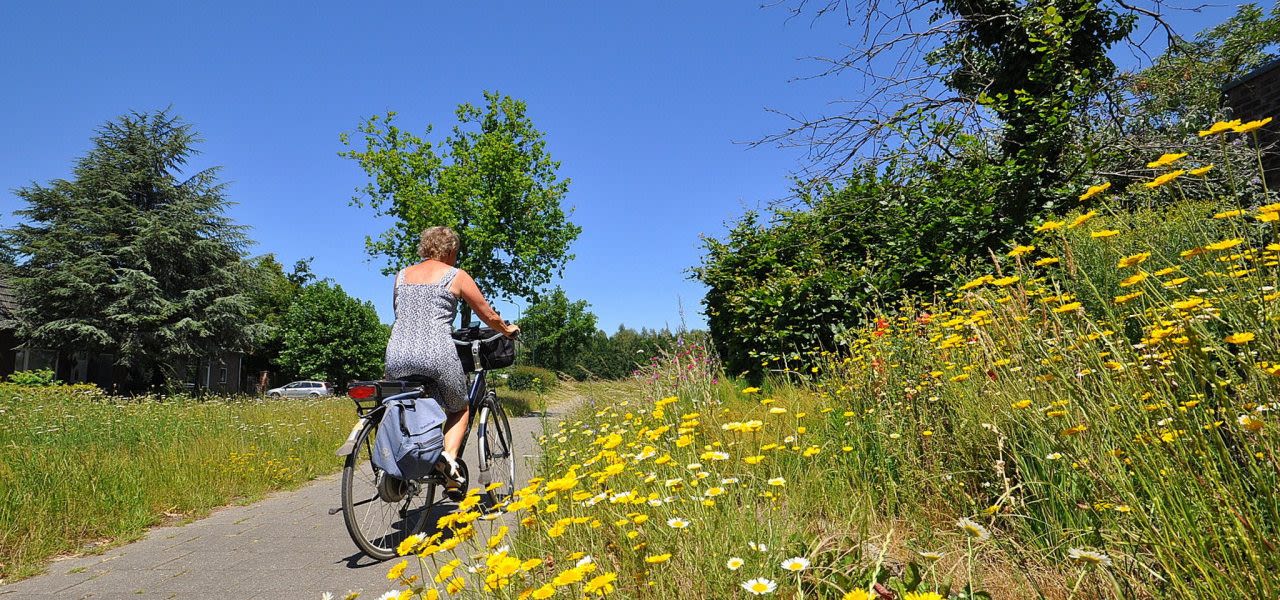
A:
[451,326,515,372]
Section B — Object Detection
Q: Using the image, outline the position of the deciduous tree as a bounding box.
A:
[518,287,597,378]
[340,92,582,326]
[276,281,387,387]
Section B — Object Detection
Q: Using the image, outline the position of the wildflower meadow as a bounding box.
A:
[369,119,1279,599]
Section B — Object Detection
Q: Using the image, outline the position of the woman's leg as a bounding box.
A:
[441,408,470,459]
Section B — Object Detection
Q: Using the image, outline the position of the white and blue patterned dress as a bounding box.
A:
[384,267,468,413]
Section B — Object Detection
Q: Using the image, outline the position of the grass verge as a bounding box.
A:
[0,384,352,582]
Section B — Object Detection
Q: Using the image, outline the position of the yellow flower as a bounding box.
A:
[1011,400,1032,409]
[1213,209,1243,219]
[1118,271,1148,288]
[1257,212,1279,223]
[1052,302,1082,314]
[741,387,761,394]
[645,553,672,564]
[1144,169,1185,189]
[1172,297,1204,310]
[1116,252,1150,268]
[843,591,872,600]
[1034,257,1061,266]
[1008,244,1035,257]
[386,559,408,581]
[1238,414,1264,432]
[959,275,993,290]
[1180,246,1206,259]
[1205,238,1244,251]
[767,477,786,487]
[1068,211,1098,229]
[445,577,466,594]
[531,584,557,599]
[743,455,765,465]
[583,573,617,596]
[1224,332,1255,345]
[1035,220,1065,232]
[1114,291,1143,304]
[1079,181,1112,201]
[1233,117,1273,134]
[396,533,426,556]
[1147,152,1187,168]
[1199,119,1241,136]
[1061,424,1088,436]
[904,593,945,600]
[552,567,585,587]
[1189,165,1214,176]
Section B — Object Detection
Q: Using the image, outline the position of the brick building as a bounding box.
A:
[1223,57,1280,187]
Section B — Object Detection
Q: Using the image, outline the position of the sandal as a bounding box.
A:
[437,454,466,500]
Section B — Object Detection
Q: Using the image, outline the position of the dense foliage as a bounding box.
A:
[340,92,582,326]
[1,110,258,391]
[698,142,1018,378]
[517,288,598,378]
[503,365,558,392]
[276,281,388,387]
[701,5,1279,378]
[578,326,708,380]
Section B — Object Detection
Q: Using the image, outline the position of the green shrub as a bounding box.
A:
[6,369,60,386]
[506,366,557,392]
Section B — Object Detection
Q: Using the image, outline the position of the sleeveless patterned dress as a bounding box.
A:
[384,267,468,413]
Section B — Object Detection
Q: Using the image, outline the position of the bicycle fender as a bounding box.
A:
[335,417,368,457]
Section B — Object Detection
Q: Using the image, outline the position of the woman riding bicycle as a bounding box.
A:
[383,226,519,496]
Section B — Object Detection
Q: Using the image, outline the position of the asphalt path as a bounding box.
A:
[0,400,578,600]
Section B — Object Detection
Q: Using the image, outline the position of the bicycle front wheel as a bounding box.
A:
[341,418,434,560]
[477,391,517,507]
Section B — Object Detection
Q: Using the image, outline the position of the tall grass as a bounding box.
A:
[0,384,352,581]
[372,124,1279,599]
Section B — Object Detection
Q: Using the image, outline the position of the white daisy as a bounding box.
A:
[741,577,777,595]
[780,557,810,572]
[1067,547,1113,568]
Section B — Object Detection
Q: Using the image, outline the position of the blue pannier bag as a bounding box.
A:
[372,395,446,481]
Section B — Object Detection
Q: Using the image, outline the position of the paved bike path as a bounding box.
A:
[0,401,581,600]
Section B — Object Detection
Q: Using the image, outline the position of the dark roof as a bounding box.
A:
[1223,57,1280,92]
[0,272,17,325]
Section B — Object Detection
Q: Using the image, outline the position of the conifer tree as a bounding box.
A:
[3,110,258,390]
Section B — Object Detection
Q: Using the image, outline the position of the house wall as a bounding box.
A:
[0,330,17,380]
[1224,59,1280,187]
[197,352,244,394]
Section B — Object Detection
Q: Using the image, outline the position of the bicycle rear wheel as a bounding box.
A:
[476,391,517,507]
[341,418,434,560]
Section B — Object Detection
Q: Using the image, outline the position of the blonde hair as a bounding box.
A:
[418,226,460,261]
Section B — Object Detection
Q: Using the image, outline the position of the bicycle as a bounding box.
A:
[334,330,517,561]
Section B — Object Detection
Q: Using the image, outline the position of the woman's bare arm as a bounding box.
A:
[452,269,519,337]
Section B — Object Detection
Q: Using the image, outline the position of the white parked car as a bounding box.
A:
[266,381,333,398]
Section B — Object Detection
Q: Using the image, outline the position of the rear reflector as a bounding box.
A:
[349,385,376,400]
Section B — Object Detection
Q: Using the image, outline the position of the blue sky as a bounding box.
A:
[0,1,1239,332]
